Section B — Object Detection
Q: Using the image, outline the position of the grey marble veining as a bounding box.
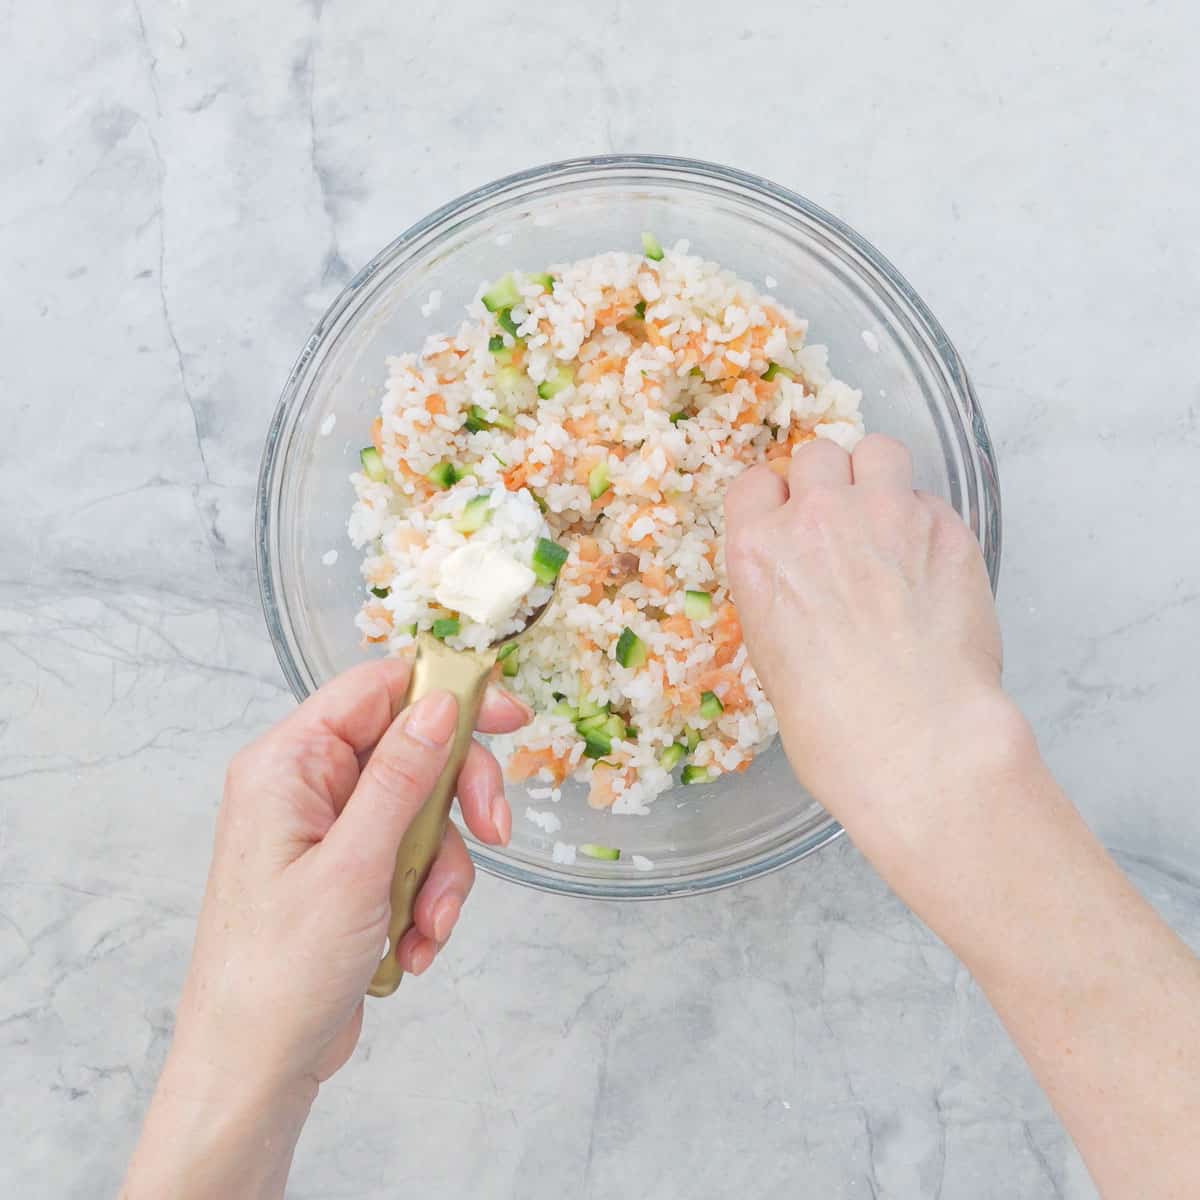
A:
[3,2,1199,1197]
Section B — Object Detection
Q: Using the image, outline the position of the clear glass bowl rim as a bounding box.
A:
[255,153,1002,901]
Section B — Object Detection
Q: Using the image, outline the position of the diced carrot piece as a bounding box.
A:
[370,416,384,455]
[565,413,599,438]
[574,456,601,486]
[713,602,742,660]
[643,565,669,594]
[587,762,620,810]
[661,613,692,638]
[425,393,446,415]
[502,462,531,490]
[506,747,568,785]
[695,666,750,710]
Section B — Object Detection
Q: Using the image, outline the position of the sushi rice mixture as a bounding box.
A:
[348,236,864,815]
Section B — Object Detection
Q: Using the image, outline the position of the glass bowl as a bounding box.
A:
[256,155,1000,899]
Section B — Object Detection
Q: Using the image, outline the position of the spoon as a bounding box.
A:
[368,593,554,997]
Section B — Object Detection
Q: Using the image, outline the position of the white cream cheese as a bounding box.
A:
[434,542,537,627]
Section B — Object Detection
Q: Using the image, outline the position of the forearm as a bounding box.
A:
[121,1038,316,1200]
[825,704,1200,1199]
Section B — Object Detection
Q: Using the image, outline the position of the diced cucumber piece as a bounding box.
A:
[579,843,621,861]
[682,726,701,753]
[531,537,568,583]
[582,732,612,759]
[496,641,518,662]
[669,410,689,425]
[615,627,648,669]
[465,405,514,434]
[405,623,418,636]
[689,366,704,377]
[681,765,712,785]
[576,697,608,720]
[495,365,524,397]
[502,652,519,678]
[431,617,459,640]
[464,404,492,433]
[641,231,665,261]
[699,690,724,720]
[762,362,795,382]
[634,300,646,319]
[588,460,610,500]
[481,273,521,312]
[683,590,713,620]
[359,446,387,482]
[531,272,555,292]
[625,726,639,740]
[453,493,493,534]
[497,308,522,338]
[575,712,611,735]
[552,700,579,720]
[659,743,687,771]
[488,334,505,353]
[601,714,628,741]
[370,586,390,599]
[426,461,458,489]
[531,491,549,513]
[536,365,575,400]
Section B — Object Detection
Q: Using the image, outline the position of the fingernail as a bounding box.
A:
[404,690,457,747]
[410,941,436,975]
[432,894,462,943]
[489,685,533,723]
[490,791,511,845]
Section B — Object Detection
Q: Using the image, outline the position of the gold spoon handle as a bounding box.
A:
[368,633,497,998]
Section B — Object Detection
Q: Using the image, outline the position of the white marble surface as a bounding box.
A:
[3,1,1199,1196]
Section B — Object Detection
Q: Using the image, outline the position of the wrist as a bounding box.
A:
[802,689,1042,883]
[122,1036,317,1200]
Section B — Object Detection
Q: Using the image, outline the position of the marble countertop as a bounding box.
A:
[4,2,1198,1196]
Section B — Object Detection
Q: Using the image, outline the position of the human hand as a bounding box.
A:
[173,659,529,1094]
[725,435,1013,840]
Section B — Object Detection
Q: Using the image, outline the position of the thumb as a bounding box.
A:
[319,689,458,883]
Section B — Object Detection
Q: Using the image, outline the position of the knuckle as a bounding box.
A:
[858,431,906,458]
[796,485,840,524]
[365,744,430,798]
[725,524,774,582]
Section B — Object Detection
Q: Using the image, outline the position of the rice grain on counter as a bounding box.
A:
[348,243,864,814]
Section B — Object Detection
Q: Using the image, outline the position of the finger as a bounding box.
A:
[725,462,788,528]
[412,823,475,944]
[282,658,413,756]
[395,925,439,976]
[456,738,511,846]
[478,685,533,734]
[788,437,853,495]
[319,690,458,880]
[851,433,913,490]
